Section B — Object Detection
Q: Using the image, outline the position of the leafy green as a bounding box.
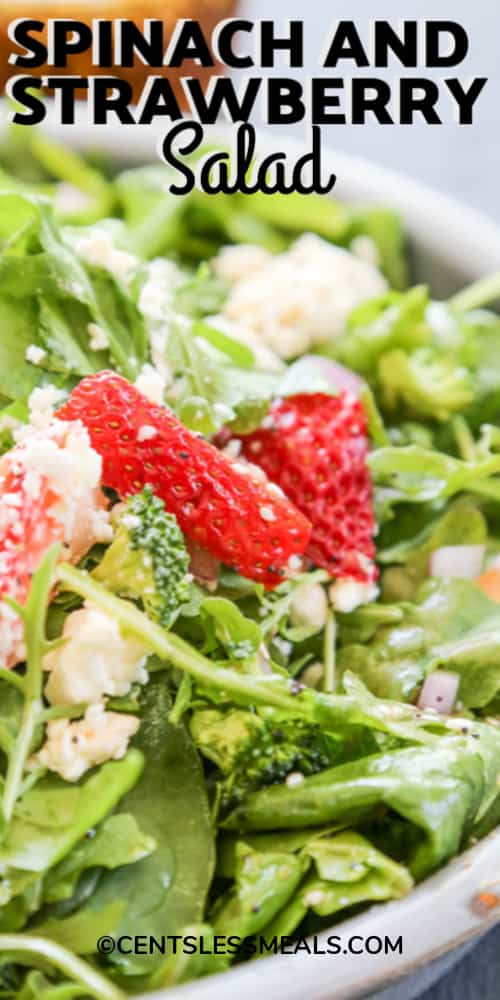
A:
[369,445,500,518]
[378,504,488,601]
[378,348,473,421]
[164,317,278,435]
[325,286,430,375]
[224,726,500,879]
[212,841,307,938]
[44,814,156,904]
[2,545,61,824]
[83,673,214,977]
[338,578,500,707]
[0,753,144,910]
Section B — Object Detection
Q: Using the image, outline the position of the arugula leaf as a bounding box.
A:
[200,597,262,660]
[347,208,409,290]
[2,545,61,824]
[338,578,500,708]
[165,318,277,435]
[324,286,430,376]
[369,445,500,518]
[378,348,474,422]
[378,504,488,601]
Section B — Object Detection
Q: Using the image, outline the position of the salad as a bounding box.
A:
[0,124,499,1000]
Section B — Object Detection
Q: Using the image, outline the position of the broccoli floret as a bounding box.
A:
[220,718,338,809]
[93,486,190,627]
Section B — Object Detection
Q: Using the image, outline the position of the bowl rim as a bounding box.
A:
[3,108,500,998]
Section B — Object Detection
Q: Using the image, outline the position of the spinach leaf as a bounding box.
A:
[224,726,500,879]
[44,814,156,904]
[0,753,144,914]
[86,673,214,977]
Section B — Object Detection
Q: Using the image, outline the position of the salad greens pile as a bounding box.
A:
[0,125,499,999]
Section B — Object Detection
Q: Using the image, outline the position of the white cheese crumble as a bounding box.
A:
[215,234,387,359]
[290,581,328,630]
[35,704,139,782]
[44,604,149,706]
[25,345,47,366]
[286,771,305,788]
[87,323,109,351]
[137,258,185,384]
[17,385,68,435]
[328,578,379,614]
[54,182,93,217]
[8,418,112,570]
[137,424,157,443]
[135,364,166,405]
[75,228,139,282]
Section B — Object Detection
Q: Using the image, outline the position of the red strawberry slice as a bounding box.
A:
[0,465,64,666]
[234,392,377,582]
[57,372,311,588]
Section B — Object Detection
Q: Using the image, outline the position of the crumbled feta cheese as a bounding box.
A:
[25,345,47,366]
[87,323,109,351]
[54,182,92,217]
[9,418,111,560]
[303,889,325,907]
[222,439,242,460]
[18,385,67,435]
[137,424,157,443]
[328,578,379,614]
[286,771,305,788]
[137,258,184,383]
[138,258,184,323]
[259,505,276,522]
[135,365,166,405]
[213,244,272,284]
[35,704,139,782]
[218,234,387,359]
[290,581,328,630]
[0,602,25,672]
[75,229,139,282]
[44,604,149,706]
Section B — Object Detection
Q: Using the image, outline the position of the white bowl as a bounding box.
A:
[5,112,500,998]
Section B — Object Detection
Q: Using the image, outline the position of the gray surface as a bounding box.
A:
[236,1,500,996]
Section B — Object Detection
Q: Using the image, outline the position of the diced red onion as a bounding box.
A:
[283,355,364,396]
[429,545,485,580]
[417,671,460,714]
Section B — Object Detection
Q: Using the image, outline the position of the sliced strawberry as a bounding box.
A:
[234,392,377,582]
[0,421,111,667]
[57,372,311,588]
[0,465,63,666]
